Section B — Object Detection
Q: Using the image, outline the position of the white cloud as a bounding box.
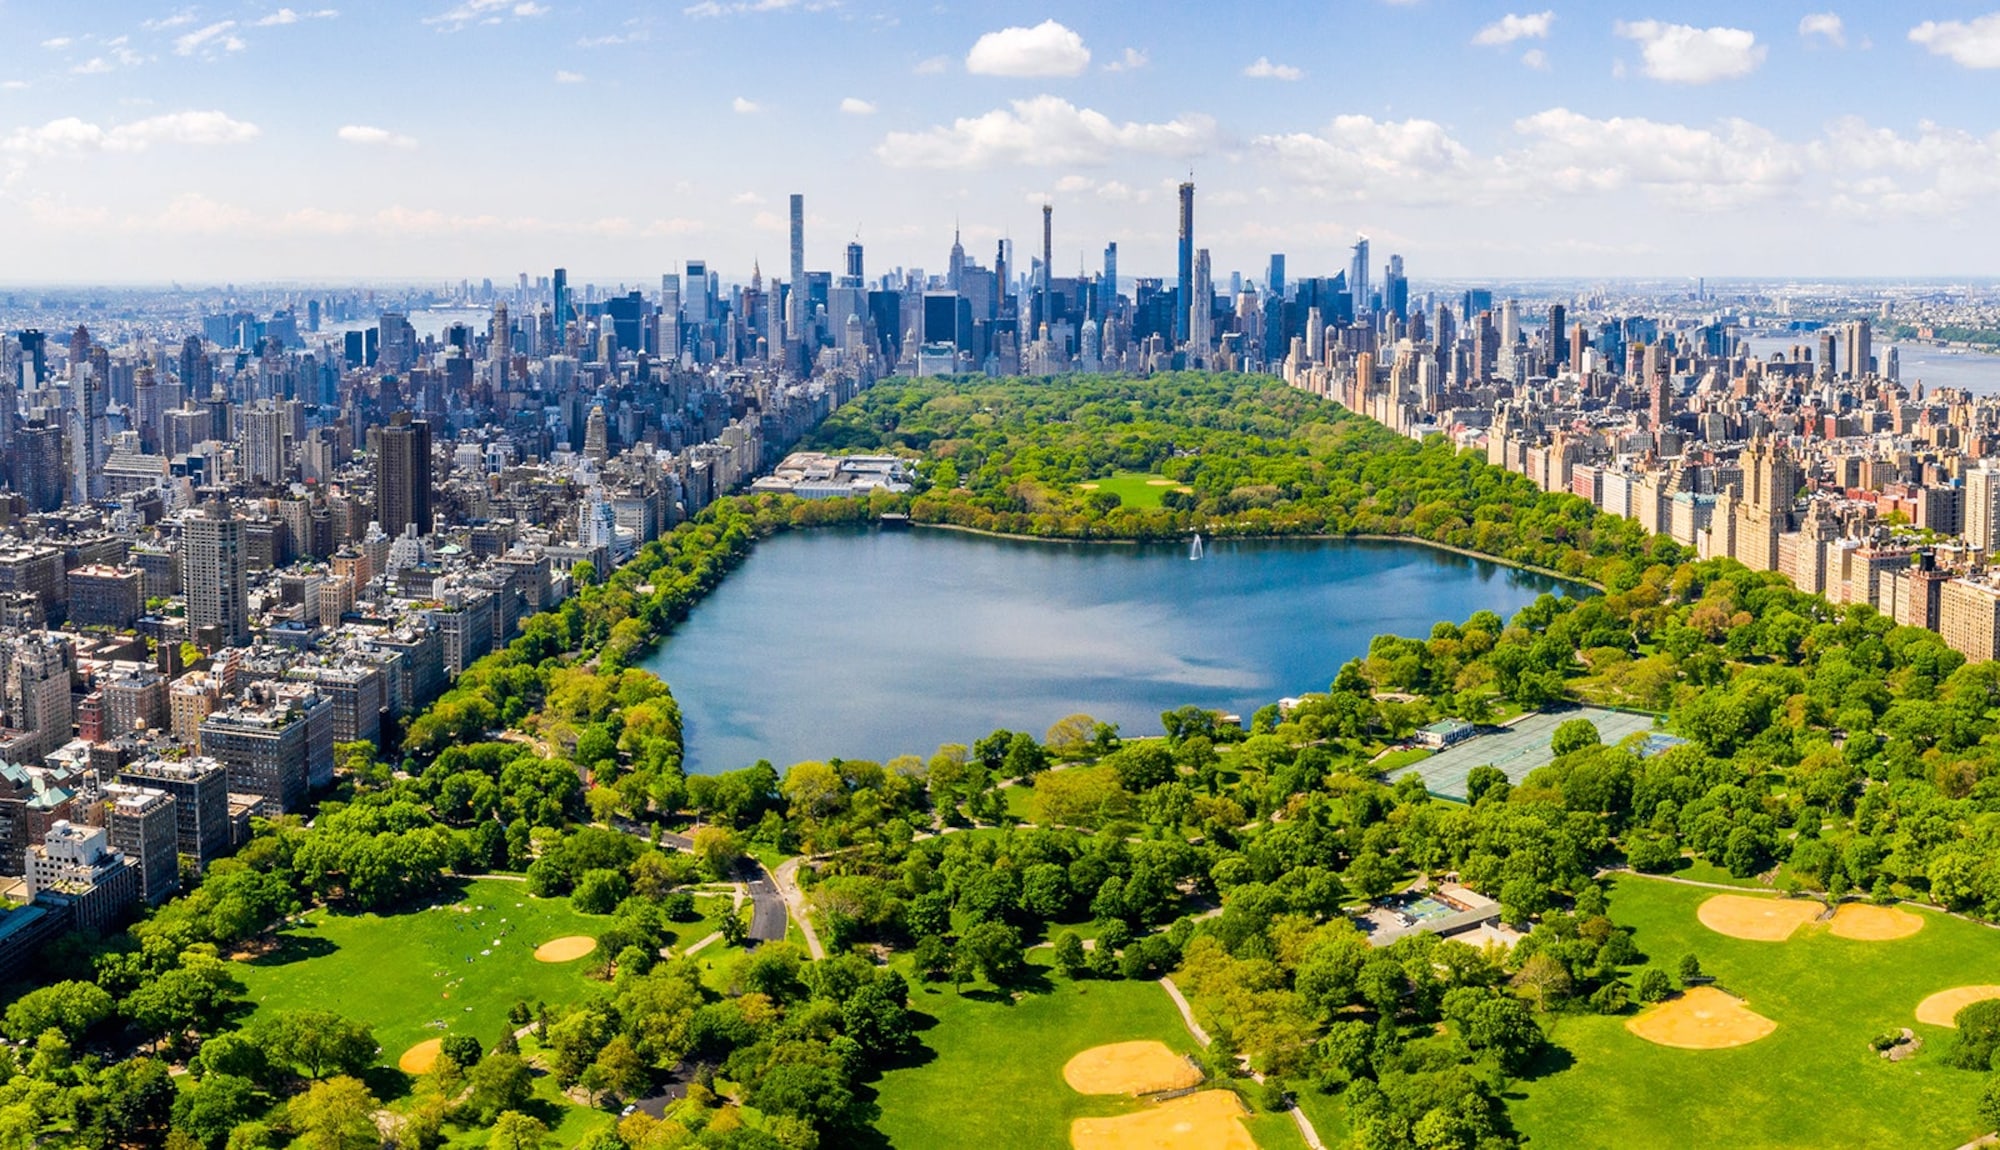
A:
[1614,20,1765,83]
[255,9,340,27]
[578,29,648,45]
[1910,14,2000,68]
[2,81,28,91]
[41,37,73,49]
[1254,116,1476,203]
[1812,116,2000,214]
[336,124,417,149]
[965,20,1090,77]
[1798,13,1844,46]
[1522,48,1550,69]
[142,11,201,30]
[731,190,765,204]
[913,54,949,75]
[1473,11,1553,46]
[424,0,549,30]
[732,96,759,113]
[175,21,246,56]
[839,96,876,115]
[1243,56,1302,80]
[554,69,584,83]
[1510,107,1800,208]
[684,0,835,16]
[1105,47,1147,72]
[72,58,116,75]
[876,95,1214,169]
[4,110,260,156]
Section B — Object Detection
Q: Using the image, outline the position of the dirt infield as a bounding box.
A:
[398,1038,442,1075]
[1916,986,2000,1028]
[1062,1041,1204,1096]
[1696,894,1823,941]
[1626,987,1777,1049]
[1071,1090,1256,1150]
[532,935,597,963]
[1828,904,1924,941]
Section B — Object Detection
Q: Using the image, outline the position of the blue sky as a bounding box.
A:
[5,1,2000,283]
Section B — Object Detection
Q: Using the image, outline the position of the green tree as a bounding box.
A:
[464,1052,534,1124]
[288,1076,379,1150]
[4,980,113,1042]
[489,1112,551,1150]
[172,1074,261,1150]
[255,1011,376,1081]
[1053,931,1087,979]
[1550,718,1601,757]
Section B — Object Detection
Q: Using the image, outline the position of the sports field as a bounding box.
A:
[1075,472,1191,510]
[1392,706,1657,799]
[1512,875,2000,1148]
[872,956,1307,1149]
[233,877,608,1067]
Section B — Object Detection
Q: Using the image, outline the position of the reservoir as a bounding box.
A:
[642,527,1583,773]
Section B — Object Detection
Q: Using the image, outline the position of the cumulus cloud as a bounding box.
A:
[732,96,759,113]
[1798,13,1845,46]
[336,124,417,148]
[1254,116,1476,203]
[175,21,246,57]
[1811,116,2000,214]
[965,20,1090,77]
[876,95,1214,169]
[1522,48,1550,69]
[554,69,584,82]
[1243,56,1303,80]
[424,0,549,30]
[839,97,876,115]
[1910,14,2000,67]
[1105,47,1147,72]
[1614,20,1765,83]
[1510,107,1799,208]
[1473,11,1553,46]
[41,37,73,49]
[913,55,949,75]
[4,110,260,156]
[683,0,835,15]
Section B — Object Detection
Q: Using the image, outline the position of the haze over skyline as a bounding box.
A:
[8,1,2000,282]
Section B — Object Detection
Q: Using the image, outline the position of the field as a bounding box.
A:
[1074,472,1190,510]
[233,877,611,1067]
[871,957,1306,1149]
[1511,875,1999,1148]
[1393,706,1657,799]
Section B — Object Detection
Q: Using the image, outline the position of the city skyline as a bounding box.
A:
[7,2,2000,281]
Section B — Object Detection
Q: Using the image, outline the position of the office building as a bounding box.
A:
[371,413,433,538]
[1176,181,1194,343]
[25,821,139,933]
[119,757,231,870]
[100,785,178,905]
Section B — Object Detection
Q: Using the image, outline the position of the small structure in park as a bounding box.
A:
[1358,882,1508,948]
[1414,718,1477,749]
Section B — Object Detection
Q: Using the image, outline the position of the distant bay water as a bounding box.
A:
[640,527,1583,773]
[1743,335,2000,396]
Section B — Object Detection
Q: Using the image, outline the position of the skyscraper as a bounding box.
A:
[184,500,248,647]
[371,413,433,539]
[1267,254,1286,300]
[1549,304,1569,366]
[1176,181,1194,344]
[553,268,572,335]
[69,365,103,506]
[1350,236,1371,317]
[788,193,806,347]
[240,401,288,486]
[1101,242,1118,322]
[1190,248,1213,362]
[1041,202,1053,336]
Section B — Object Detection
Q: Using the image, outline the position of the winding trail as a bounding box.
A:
[772,858,826,959]
[1159,977,1323,1150]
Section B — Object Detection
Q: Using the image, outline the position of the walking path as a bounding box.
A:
[680,931,723,957]
[772,858,826,959]
[1158,978,1323,1150]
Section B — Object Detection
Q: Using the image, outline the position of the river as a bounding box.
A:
[640,527,1584,773]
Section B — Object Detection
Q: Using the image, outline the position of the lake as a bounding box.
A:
[640,527,1583,773]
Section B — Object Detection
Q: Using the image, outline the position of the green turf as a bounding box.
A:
[1371,747,1433,774]
[1510,875,2000,1149]
[233,877,609,1068]
[873,958,1249,1149]
[1076,472,1188,510]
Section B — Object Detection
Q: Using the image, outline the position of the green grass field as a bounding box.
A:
[1075,472,1189,510]
[232,877,610,1067]
[871,957,1304,1149]
[1511,875,1999,1149]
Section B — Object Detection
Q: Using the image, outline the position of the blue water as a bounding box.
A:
[641,527,1583,773]
[1744,335,2000,396]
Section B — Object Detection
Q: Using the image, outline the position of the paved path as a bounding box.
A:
[1158,977,1323,1149]
[772,858,826,959]
[680,931,724,957]
[609,819,785,947]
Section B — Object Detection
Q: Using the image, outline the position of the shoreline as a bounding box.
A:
[908,520,1599,591]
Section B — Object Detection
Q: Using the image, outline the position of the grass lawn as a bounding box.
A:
[233,877,608,1071]
[1372,747,1433,774]
[1075,472,1189,510]
[1510,874,2000,1149]
[872,956,1297,1149]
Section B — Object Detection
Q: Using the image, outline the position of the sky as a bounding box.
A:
[6,1,2000,284]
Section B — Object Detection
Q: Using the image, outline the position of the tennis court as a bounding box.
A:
[1392,706,1659,800]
